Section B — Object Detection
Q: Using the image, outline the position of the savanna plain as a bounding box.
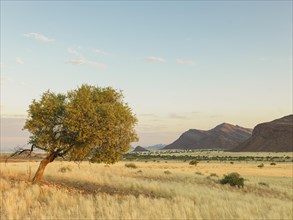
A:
[1,151,292,220]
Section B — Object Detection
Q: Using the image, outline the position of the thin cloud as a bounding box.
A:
[67,47,107,68]
[67,57,107,68]
[67,56,86,65]
[87,60,107,68]
[1,76,13,85]
[176,59,195,65]
[169,111,201,120]
[169,113,188,119]
[139,113,159,118]
[16,57,25,65]
[145,56,165,62]
[67,48,81,56]
[24,33,55,42]
[1,76,28,86]
[93,49,111,56]
[1,114,27,119]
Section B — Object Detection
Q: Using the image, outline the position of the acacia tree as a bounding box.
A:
[23,84,138,183]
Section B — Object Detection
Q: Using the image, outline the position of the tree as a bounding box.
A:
[23,84,138,183]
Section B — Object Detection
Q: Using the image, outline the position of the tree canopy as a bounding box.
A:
[23,84,138,182]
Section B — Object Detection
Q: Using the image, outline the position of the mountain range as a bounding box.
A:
[163,123,252,150]
[233,115,293,152]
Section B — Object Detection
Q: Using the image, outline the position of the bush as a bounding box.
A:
[270,162,276,165]
[58,166,72,173]
[164,170,172,175]
[195,172,203,175]
[220,172,244,188]
[189,160,199,166]
[257,163,264,168]
[258,182,269,187]
[210,173,218,177]
[230,161,234,164]
[125,163,137,169]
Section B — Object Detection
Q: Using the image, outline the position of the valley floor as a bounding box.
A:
[1,160,292,219]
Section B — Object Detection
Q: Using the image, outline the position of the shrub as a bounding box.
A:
[125,163,137,169]
[230,161,234,164]
[257,163,264,168]
[164,170,171,175]
[189,160,199,166]
[220,172,244,188]
[258,182,269,187]
[270,162,276,165]
[195,172,203,175]
[58,166,72,173]
[210,173,218,177]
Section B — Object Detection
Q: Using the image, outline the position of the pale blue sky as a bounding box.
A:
[1,1,292,148]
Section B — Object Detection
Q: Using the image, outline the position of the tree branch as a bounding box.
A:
[5,145,35,163]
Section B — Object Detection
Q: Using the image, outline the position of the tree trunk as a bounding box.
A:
[32,152,56,184]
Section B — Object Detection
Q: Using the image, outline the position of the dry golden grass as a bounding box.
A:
[1,160,292,219]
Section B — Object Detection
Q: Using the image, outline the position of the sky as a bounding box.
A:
[1,1,292,151]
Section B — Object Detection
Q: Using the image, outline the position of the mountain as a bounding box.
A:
[132,146,149,152]
[163,123,252,150]
[233,115,293,152]
[145,144,166,151]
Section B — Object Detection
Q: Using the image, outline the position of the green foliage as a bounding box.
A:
[24,84,138,164]
[189,160,199,166]
[125,163,137,169]
[220,172,244,188]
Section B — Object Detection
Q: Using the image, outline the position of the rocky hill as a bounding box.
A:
[233,115,293,152]
[163,123,252,150]
[132,146,149,152]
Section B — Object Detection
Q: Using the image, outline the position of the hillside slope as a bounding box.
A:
[164,123,252,150]
[233,115,293,152]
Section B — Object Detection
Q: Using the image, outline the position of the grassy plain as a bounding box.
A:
[1,154,292,220]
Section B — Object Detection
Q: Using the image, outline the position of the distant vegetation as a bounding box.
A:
[123,150,293,163]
